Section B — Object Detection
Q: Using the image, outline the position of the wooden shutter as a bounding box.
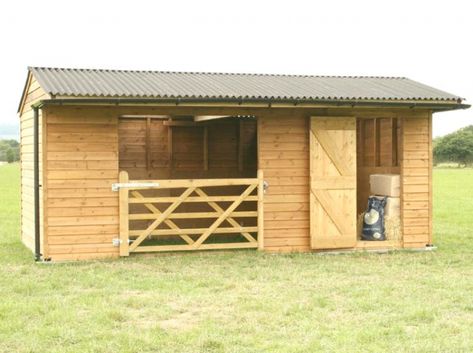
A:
[310,117,357,249]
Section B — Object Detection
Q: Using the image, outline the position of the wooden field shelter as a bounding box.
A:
[17,67,469,261]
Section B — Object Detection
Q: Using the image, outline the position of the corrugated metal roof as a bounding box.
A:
[29,67,463,103]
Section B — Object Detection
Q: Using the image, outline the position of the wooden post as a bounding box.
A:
[428,113,433,245]
[374,118,381,167]
[238,121,244,172]
[168,118,173,173]
[146,117,151,172]
[203,126,208,171]
[392,117,398,167]
[257,169,264,251]
[119,171,129,256]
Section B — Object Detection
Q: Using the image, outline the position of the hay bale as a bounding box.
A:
[385,215,402,242]
[357,213,365,240]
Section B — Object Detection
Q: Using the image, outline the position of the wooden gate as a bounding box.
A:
[310,117,357,249]
[114,171,264,255]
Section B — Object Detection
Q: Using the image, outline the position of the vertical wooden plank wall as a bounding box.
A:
[19,76,48,253]
[118,118,257,180]
[118,118,170,179]
[258,112,310,252]
[356,118,401,213]
[44,107,119,260]
[401,113,432,248]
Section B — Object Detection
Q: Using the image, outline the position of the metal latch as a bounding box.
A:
[112,238,132,246]
[263,180,269,194]
[111,182,160,192]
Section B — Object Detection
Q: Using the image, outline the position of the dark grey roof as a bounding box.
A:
[29,67,463,103]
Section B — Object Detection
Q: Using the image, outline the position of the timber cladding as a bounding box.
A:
[401,113,432,248]
[19,76,48,253]
[29,104,434,260]
[258,112,311,252]
[44,107,119,260]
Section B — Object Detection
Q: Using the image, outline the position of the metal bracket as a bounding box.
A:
[112,238,132,246]
[111,182,160,192]
[263,180,269,194]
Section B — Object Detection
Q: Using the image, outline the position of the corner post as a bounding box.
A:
[257,169,264,251]
[33,106,41,261]
[119,171,130,256]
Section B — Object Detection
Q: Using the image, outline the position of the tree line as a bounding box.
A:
[433,125,473,167]
[0,139,20,163]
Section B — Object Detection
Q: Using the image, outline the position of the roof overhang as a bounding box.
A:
[31,97,470,113]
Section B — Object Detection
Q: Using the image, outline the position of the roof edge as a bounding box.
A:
[32,97,470,113]
[17,71,33,114]
[29,66,409,80]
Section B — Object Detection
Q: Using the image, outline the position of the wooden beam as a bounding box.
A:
[194,115,231,122]
[203,126,208,171]
[238,121,244,172]
[163,120,199,127]
[130,226,258,237]
[257,169,264,251]
[168,120,173,171]
[392,117,398,166]
[129,211,258,220]
[120,115,170,119]
[126,177,258,188]
[428,113,433,245]
[374,118,381,167]
[358,119,365,167]
[129,195,259,203]
[119,171,129,256]
[132,242,258,253]
[146,117,151,172]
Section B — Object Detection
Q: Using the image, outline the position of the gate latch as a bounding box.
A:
[112,182,160,192]
[112,238,132,246]
[263,180,269,194]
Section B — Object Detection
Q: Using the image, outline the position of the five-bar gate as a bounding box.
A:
[113,170,264,255]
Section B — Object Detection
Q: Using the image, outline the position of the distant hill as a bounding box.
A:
[0,122,19,141]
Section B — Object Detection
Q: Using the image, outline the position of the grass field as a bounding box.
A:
[0,163,472,353]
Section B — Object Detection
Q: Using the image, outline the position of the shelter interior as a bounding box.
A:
[118,115,258,180]
[118,115,259,248]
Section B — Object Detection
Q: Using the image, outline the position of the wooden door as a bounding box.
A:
[310,117,357,249]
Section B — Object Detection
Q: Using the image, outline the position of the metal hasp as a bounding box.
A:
[111,182,160,192]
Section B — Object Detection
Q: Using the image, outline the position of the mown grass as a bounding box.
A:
[0,163,472,353]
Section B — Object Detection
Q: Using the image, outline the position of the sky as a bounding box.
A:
[0,0,471,137]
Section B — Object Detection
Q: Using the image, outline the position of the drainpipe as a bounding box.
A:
[33,106,41,261]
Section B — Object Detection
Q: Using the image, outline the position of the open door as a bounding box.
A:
[310,117,357,249]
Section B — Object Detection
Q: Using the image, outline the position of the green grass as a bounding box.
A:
[0,164,472,353]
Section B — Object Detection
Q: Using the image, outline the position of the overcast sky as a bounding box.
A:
[0,0,471,137]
